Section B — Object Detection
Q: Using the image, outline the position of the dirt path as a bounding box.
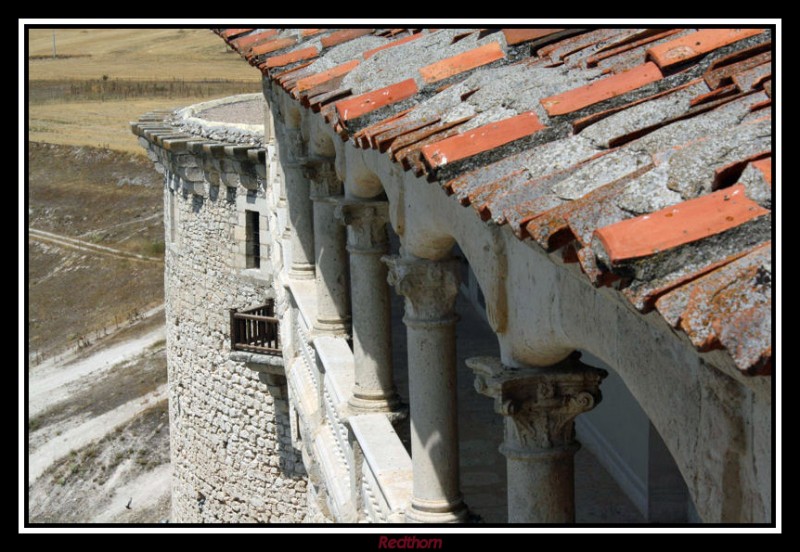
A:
[28,300,171,522]
[78,212,161,239]
[29,227,163,263]
[29,322,166,418]
[29,384,167,485]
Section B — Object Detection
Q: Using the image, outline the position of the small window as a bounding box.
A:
[245,210,261,269]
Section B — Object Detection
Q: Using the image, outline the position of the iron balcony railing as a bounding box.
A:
[230,300,280,355]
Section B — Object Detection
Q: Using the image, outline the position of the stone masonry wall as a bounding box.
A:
[164,172,307,522]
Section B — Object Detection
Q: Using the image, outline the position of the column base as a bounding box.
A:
[289,263,316,280]
[313,319,350,336]
[348,394,408,423]
[405,498,468,523]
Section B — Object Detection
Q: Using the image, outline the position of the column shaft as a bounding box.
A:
[278,125,314,279]
[336,201,400,413]
[309,157,349,334]
[385,255,467,523]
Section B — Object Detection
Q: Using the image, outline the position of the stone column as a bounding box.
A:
[335,200,401,415]
[384,255,467,523]
[307,156,350,335]
[277,125,315,280]
[467,354,606,523]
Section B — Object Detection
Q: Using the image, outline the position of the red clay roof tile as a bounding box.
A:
[301,28,324,37]
[732,62,771,91]
[585,29,683,68]
[541,61,663,116]
[647,28,765,70]
[762,79,772,98]
[220,28,254,40]
[654,242,771,364]
[420,111,546,169]
[703,49,771,89]
[212,27,773,374]
[320,29,374,49]
[363,32,424,59]
[334,79,419,122]
[594,184,769,264]
[689,84,740,107]
[418,42,506,84]
[249,37,297,58]
[369,117,439,151]
[541,29,632,62]
[294,60,361,93]
[502,28,564,46]
[351,108,416,148]
[232,30,278,51]
[751,157,772,185]
[387,117,473,158]
[265,46,320,69]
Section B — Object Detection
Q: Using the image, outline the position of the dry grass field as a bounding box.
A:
[28,28,262,153]
[25,27,265,523]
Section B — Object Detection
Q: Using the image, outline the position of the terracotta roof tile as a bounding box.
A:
[420,111,546,169]
[594,184,768,264]
[231,30,278,52]
[367,117,438,151]
[655,243,771,371]
[541,61,663,116]
[362,32,424,59]
[419,42,506,84]
[301,28,324,37]
[220,28,254,40]
[321,29,374,49]
[351,108,415,148]
[538,28,629,61]
[502,28,565,46]
[647,28,765,70]
[751,157,772,185]
[214,27,773,374]
[294,60,361,93]
[585,29,683,68]
[386,117,472,157]
[732,62,771,91]
[762,78,772,98]
[703,49,771,89]
[265,46,320,69]
[248,37,297,58]
[689,83,740,107]
[334,79,419,122]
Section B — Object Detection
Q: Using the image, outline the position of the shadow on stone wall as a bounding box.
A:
[257,372,306,478]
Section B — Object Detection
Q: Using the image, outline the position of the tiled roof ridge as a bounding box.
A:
[217,27,774,376]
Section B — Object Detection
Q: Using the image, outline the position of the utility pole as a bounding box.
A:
[52,30,56,58]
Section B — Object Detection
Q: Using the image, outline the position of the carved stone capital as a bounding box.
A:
[334,200,389,254]
[467,354,607,453]
[383,255,460,323]
[306,156,342,199]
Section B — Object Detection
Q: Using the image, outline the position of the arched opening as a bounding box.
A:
[576,350,701,523]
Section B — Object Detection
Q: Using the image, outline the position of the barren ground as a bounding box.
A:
[27,143,171,524]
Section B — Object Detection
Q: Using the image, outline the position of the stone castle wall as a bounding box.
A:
[139,97,309,523]
[164,181,307,522]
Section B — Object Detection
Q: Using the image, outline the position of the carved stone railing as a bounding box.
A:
[284,275,412,522]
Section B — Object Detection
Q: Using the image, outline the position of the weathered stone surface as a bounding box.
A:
[154,113,307,522]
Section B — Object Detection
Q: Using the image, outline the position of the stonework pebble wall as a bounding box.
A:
[165,180,307,523]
